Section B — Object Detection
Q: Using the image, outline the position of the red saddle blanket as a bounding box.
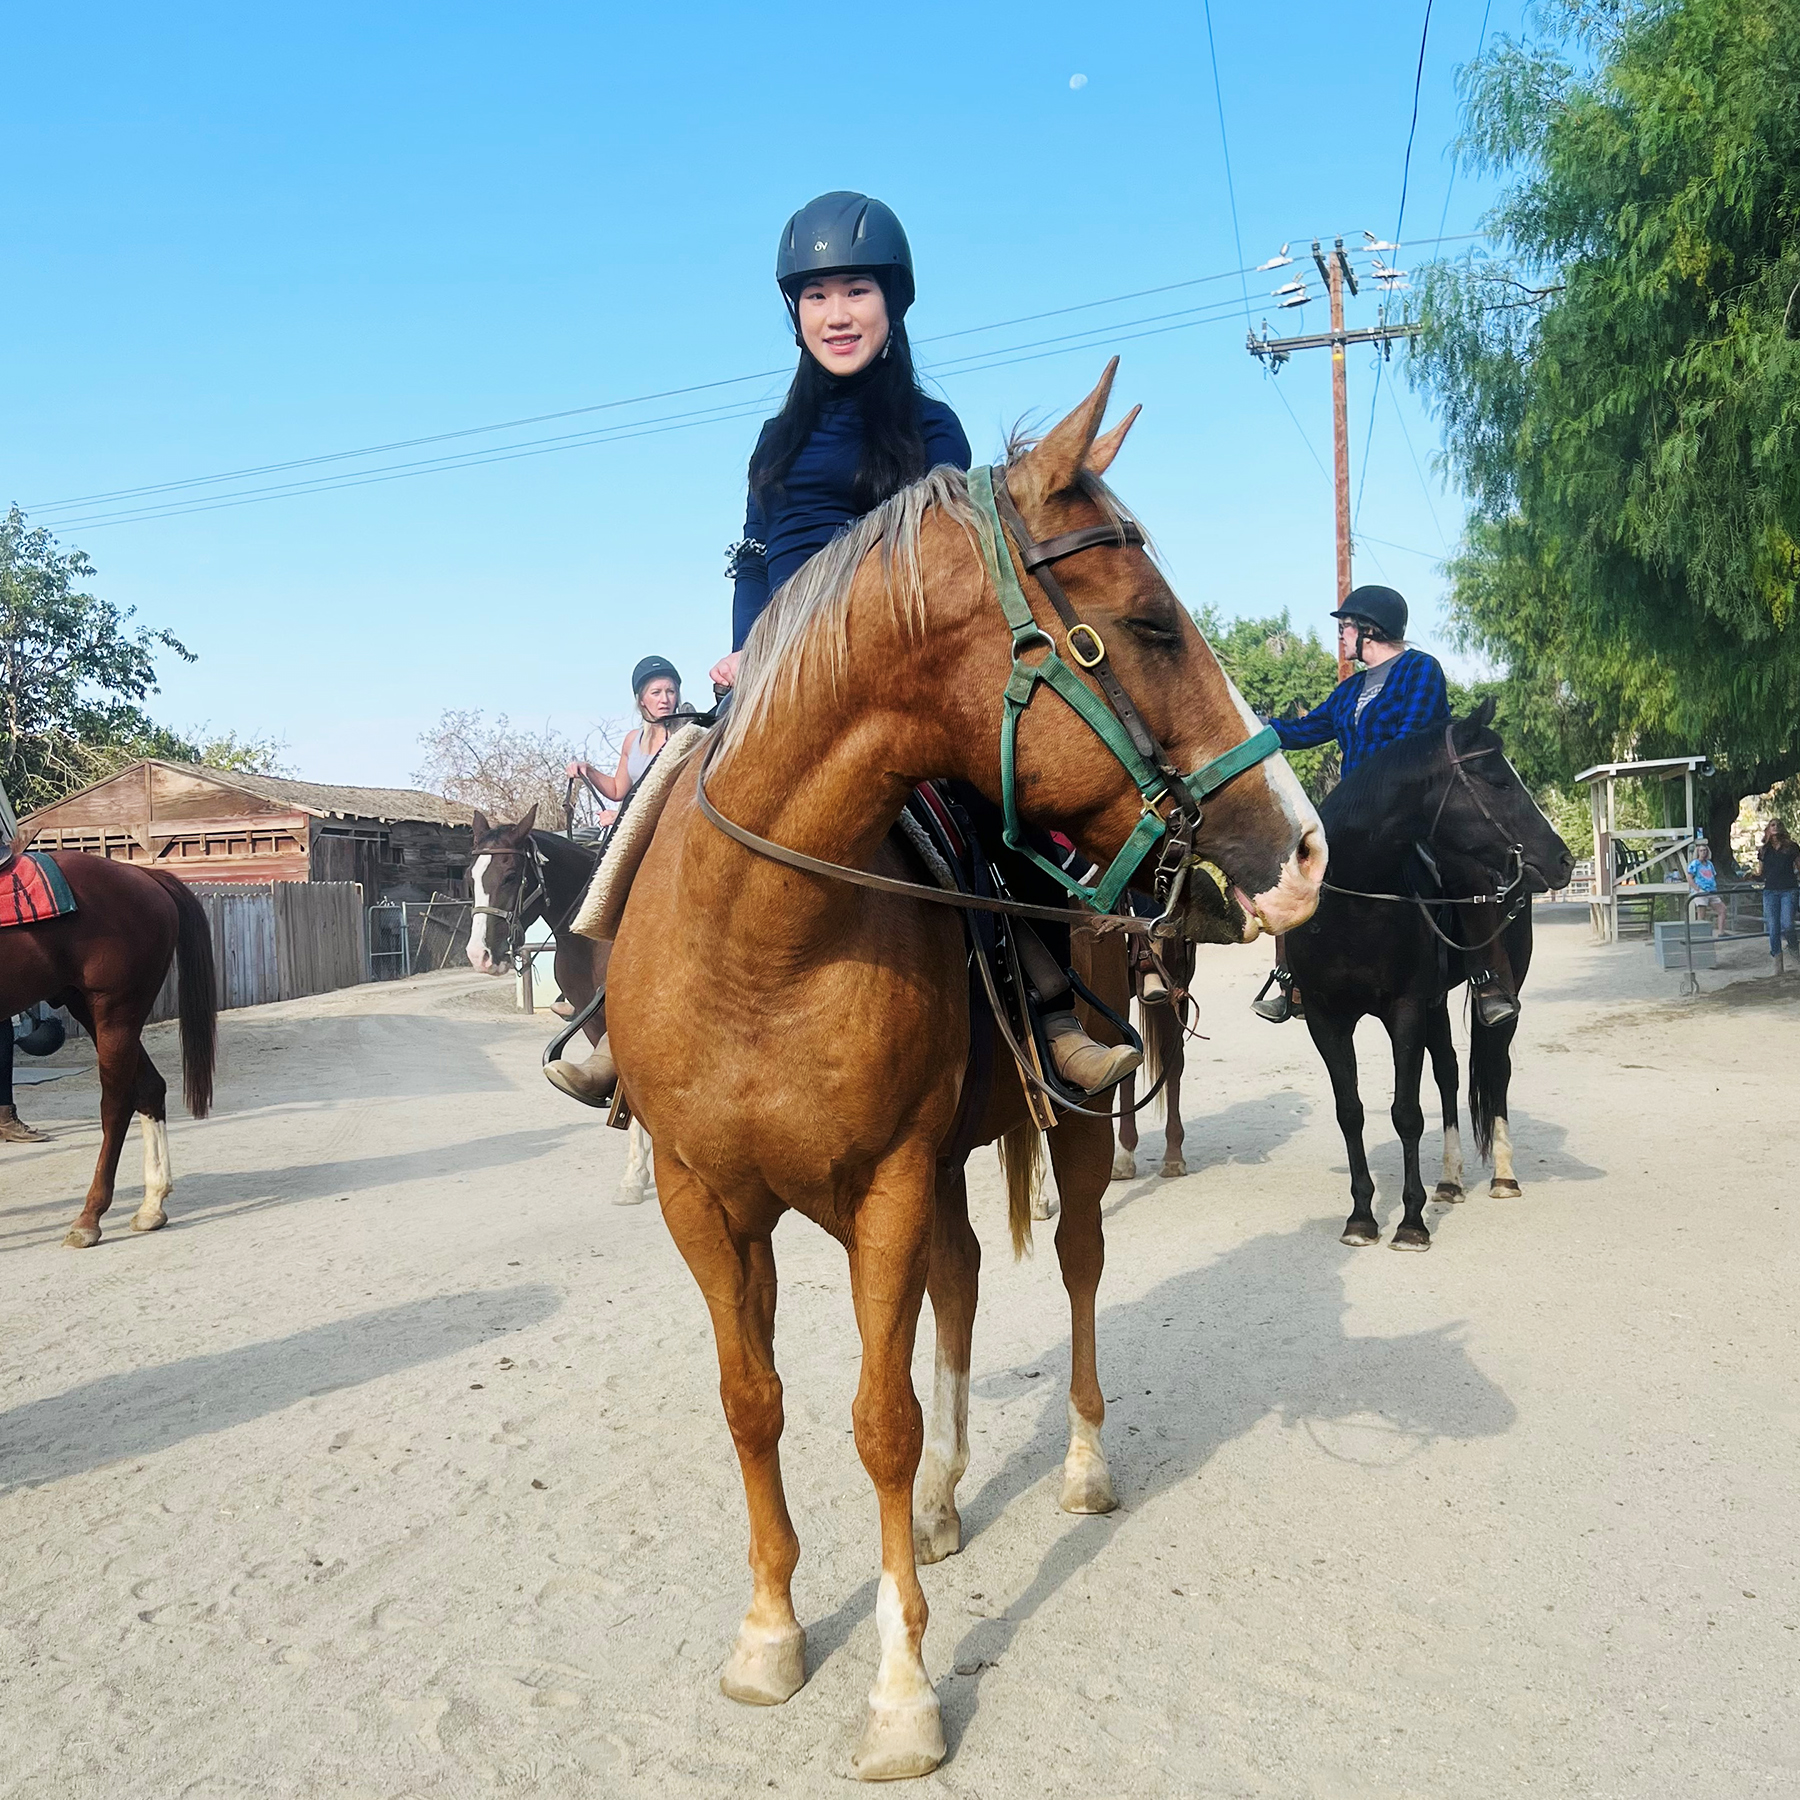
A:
[0,850,78,927]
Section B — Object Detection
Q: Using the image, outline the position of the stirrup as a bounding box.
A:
[544,1036,618,1108]
[1043,1011,1142,1095]
[1472,978,1520,1028]
[1251,966,1296,1024]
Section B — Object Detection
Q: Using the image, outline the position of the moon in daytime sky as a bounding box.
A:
[1069,73,1088,89]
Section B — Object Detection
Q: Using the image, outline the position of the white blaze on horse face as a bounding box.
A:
[465,855,498,973]
[1219,672,1326,936]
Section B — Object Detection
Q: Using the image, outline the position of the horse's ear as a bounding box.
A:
[1009,358,1120,511]
[471,807,489,839]
[1085,403,1141,477]
[517,803,539,835]
[1454,694,1499,747]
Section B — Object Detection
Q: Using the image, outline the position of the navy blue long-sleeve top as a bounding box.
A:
[1268,646,1451,777]
[730,392,972,650]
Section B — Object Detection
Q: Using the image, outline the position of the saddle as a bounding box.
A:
[0,850,77,929]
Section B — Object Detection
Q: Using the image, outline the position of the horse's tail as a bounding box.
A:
[999,1121,1044,1259]
[1467,1009,1504,1164]
[143,870,218,1118]
[1137,939,1193,1122]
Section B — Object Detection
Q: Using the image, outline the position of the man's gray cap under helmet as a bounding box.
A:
[776,191,915,327]
[1330,584,1408,642]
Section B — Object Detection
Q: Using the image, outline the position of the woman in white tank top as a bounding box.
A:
[566,656,683,817]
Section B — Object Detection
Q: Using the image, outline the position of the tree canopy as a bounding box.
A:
[1192,607,1342,799]
[1411,0,1800,856]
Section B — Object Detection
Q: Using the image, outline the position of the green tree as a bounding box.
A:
[1193,606,1342,800]
[0,506,195,811]
[1411,0,1800,868]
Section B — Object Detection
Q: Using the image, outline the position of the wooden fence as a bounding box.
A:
[150,882,367,1020]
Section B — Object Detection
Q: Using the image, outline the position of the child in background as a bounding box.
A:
[1686,840,1726,931]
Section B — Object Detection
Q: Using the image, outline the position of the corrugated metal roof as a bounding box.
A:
[155,762,474,825]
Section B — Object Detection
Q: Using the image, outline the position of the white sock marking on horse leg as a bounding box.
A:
[141,1117,172,1205]
[464,856,495,970]
[1442,1122,1463,1191]
[1492,1115,1515,1183]
[869,1573,935,1713]
[616,1120,653,1205]
[914,1355,969,1558]
[1061,1396,1117,1513]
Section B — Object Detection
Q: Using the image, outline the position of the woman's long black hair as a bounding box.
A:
[748,289,929,514]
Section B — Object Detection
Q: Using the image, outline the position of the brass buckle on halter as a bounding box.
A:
[1066,622,1106,669]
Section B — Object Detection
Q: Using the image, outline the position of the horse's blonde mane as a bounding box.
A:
[718,464,980,757]
[716,434,1156,759]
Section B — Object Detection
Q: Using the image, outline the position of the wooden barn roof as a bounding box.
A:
[24,760,473,828]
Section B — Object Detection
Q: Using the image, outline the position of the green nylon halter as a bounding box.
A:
[967,463,1282,914]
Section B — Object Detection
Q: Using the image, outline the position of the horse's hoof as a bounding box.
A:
[851,1695,946,1782]
[720,1622,806,1706]
[63,1224,101,1249]
[1489,1179,1523,1198]
[1340,1225,1379,1247]
[1110,1148,1136,1181]
[612,1188,649,1207]
[1060,1459,1117,1516]
[913,1505,962,1565]
[1433,1183,1465,1204]
[1160,1155,1187,1179]
[130,1209,168,1233]
[1390,1230,1432,1252]
[1030,1189,1058,1222]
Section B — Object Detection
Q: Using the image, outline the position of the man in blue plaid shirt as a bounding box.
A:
[1252,585,1521,1026]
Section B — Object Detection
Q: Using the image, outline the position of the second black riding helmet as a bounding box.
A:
[775,191,915,337]
[1330,584,1408,642]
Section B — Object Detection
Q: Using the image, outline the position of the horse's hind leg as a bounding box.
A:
[616,1119,653,1205]
[1112,1065,1138,1179]
[1306,1006,1379,1246]
[1425,1002,1464,1202]
[915,1163,978,1564]
[131,1050,173,1233]
[65,1011,145,1249]
[1387,1004,1433,1251]
[1047,1116,1118,1514]
[660,1161,805,1709]
[1159,986,1189,1179]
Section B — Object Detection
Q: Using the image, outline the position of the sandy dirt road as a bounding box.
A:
[3,906,1797,1798]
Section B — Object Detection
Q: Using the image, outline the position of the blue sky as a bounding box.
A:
[6,1,1523,786]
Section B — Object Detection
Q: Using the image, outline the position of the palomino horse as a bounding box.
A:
[605,365,1325,1778]
[0,853,217,1246]
[464,809,654,1203]
[1286,698,1573,1249]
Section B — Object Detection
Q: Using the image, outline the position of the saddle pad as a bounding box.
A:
[571,722,709,942]
[0,851,77,928]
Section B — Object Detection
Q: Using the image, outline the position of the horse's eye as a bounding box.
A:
[1122,615,1179,647]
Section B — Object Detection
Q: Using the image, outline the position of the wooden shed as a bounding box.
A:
[21,760,474,904]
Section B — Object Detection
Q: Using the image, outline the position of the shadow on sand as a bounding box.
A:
[806,1219,1516,1749]
[0,1282,560,1491]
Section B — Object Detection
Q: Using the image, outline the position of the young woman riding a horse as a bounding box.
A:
[564,654,684,824]
[547,191,1137,1106]
[1251,583,1521,1027]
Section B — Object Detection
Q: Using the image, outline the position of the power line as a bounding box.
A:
[1201,0,1253,322]
[1434,0,1493,248]
[28,231,1495,531]
[1386,376,1447,548]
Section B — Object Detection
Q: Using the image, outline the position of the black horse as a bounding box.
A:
[1287,698,1574,1250]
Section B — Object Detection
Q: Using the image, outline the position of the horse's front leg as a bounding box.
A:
[914,1163,978,1565]
[1111,1065,1139,1179]
[1425,1001,1464,1202]
[658,1158,805,1708]
[65,1013,144,1249]
[616,1119,654,1205]
[1388,1004,1433,1251]
[1047,1116,1118,1514]
[1305,1006,1379,1245]
[1159,997,1187,1179]
[847,1150,944,1780]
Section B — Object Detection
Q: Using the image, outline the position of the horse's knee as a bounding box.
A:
[721,1372,785,1459]
[1335,1103,1365,1137]
[852,1384,923,1487]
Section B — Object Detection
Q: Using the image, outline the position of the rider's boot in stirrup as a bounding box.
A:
[1043,1011,1142,1094]
[1470,970,1521,1028]
[544,1034,618,1108]
[1134,945,1171,1005]
[0,1105,49,1143]
[1251,966,1298,1024]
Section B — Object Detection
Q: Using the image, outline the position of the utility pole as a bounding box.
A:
[1248,235,1421,679]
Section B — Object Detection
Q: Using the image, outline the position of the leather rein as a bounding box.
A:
[693,461,1282,938]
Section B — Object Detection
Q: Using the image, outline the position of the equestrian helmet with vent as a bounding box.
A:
[775,191,915,331]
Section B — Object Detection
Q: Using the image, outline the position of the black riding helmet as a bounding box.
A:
[775,191,915,339]
[1330,584,1408,643]
[631,655,681,696]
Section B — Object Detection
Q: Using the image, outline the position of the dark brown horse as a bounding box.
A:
[0,852,217,1247]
